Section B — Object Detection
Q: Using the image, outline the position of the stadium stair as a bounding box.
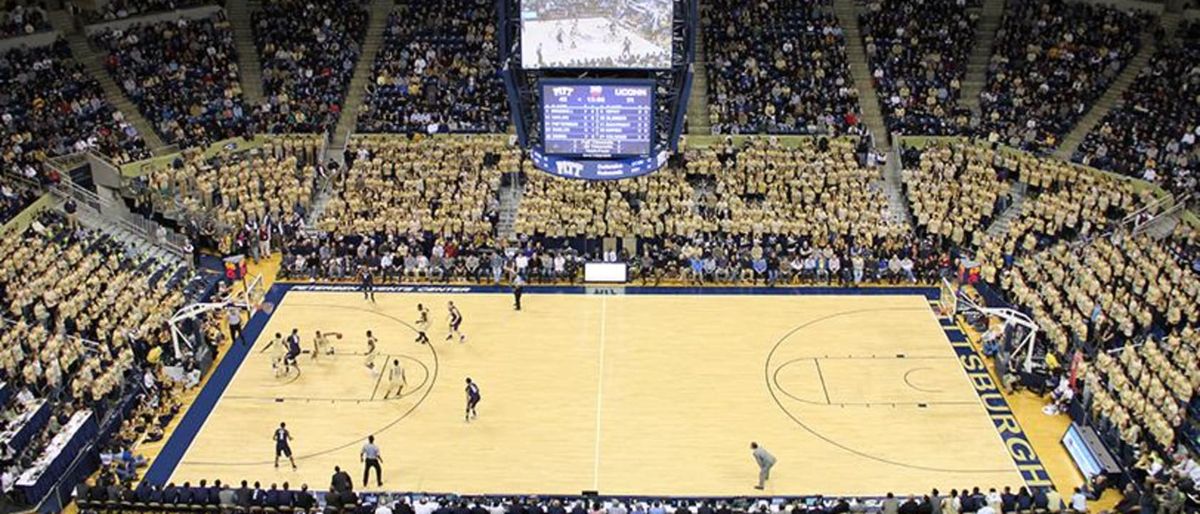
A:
[228,0,266,106]
[496,182,524,242]
[1054,19,1169,161]
[49,9,170,154]
[685,4,710,136]
[882,154,913,227]
[833,0,889,150]
[984,181,1027,239]
[327,0,394,160]
[959,0,1004,119]
[54,193,186,269]
[1140,211,1182,240]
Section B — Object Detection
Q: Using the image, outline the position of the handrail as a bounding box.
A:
[49,182,190,261]
[0,315,102,356]
[1121,192,1176,227]
[0,170,44,193]
[1132,194,1191,237]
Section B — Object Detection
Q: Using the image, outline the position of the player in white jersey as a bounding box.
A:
[312,330,337,360]
[446,301,466,342]
[267,333,283,377]
[364,330,379,373]
[382,358,407,399]
[414,304,430,345]
[264,332,288,377]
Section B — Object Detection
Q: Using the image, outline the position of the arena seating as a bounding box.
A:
[69,485,1108,514]
[515,137,931,284]
[355,0,509,134]
[252,0,368,135]
[1074,21,1200,201]
[900,142,1010,249]
[0,210,215,500]
[283,136,512,281]
[704,0,862,135]
[977,154,1149,279]
[0,40,150,181]
[93,13,251,149]
[859,0,977,135]
[980,0,1148,153]
[0,1,49,38]
[76,0,210,24]
[0,175,39,225]
[130,135,324,256]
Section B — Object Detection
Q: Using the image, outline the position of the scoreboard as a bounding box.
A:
[541,80,654,158]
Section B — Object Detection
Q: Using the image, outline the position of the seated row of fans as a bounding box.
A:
[6,0,1187,189]
[703,0,862,136]
[0,209,216,499]
[901,139,1200,472]
[1,40,150,181]
[1074,21,1200,204]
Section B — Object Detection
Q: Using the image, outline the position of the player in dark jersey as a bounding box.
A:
[359,266,376,303]
[274,422,297,469]
[414,304,430,345]
[446,301,466,342]
[465,377,481,422]
[285,329,302,374]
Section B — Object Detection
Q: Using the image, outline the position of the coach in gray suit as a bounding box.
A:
[750,442,776,490]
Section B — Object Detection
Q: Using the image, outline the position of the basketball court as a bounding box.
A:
[155,286,1040,497]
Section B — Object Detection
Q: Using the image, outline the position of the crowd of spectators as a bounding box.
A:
[93,13,250,149]
[1,40,150,182]
[900,142,1010,249]
[251,0,367,135]
[0,209,220,506]
[130,135,325,257]
[74,482,1195,514]
[355,0,508,135]
[0,1,48,39]
[277,136,957,286]
[0,176,38,225]
[977,152,1147,282]
[704,0,862,135]
[979,0,1148,154]
[902,141,1149,283]
[75,0,211,25]
[859,0,976,135]
[280,136,510,281]
[1074,22,1200,202]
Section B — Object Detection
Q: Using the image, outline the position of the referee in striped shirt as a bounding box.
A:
[361,435,383,487]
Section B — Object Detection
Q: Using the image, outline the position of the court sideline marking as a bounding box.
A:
[593,296,608,490]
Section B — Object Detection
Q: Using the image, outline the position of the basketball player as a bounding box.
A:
[285,329,302,374]
[359,266,376,303]
[274,422,297,470]
[312,330,334,360]
[465,377,481,422]
[446,301,466,342]
[364,330,379,373]
[414,304,430,344]
[382,359,407,399]
[267,332,287,377]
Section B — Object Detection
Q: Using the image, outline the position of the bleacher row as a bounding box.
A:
[0,0,1195,202]
[0,205,220,507]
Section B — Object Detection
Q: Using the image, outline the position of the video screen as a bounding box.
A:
[521,0,673,69]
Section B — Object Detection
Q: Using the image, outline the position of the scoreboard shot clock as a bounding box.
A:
[496,0,698,180]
